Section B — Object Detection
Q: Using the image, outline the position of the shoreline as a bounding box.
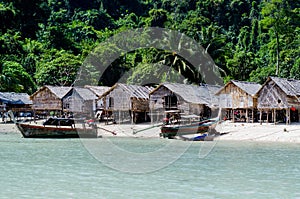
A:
[216,121,300,143]
[1,120,300,143]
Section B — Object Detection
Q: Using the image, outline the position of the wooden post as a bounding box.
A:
[246,108,249,123]
[33,110,36,123]
[252,108,254,123]
[233,109,235,123]
[150,108,153,125]
[259,109,262,125]
[266,109,269,123]
[273,109,276,125]
[289,108,291,125]
[286,108,290,125]
[286,108,288,125]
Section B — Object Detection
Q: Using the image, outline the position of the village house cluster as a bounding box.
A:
[1,76,300,125]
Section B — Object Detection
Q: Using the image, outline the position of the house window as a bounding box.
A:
[109,97,114,108]
[63,96,72,110]
[164,94,177,109]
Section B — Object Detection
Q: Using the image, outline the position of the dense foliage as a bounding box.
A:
[1,0,299,93]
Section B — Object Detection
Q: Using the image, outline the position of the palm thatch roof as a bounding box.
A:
[262,76,300,96]
[100,83,152,99]
[150,83,221,106]
[84,85,111,97]
[0,92,32,105]
[31,85,72,100]
[71,87,98,101]
[216,80,261,96]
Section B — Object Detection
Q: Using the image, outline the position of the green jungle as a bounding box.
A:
[1,0,299,94]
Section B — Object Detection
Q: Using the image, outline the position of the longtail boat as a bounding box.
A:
[16,118,99,138]
[160,118,218,140]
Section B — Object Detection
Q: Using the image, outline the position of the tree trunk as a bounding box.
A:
[275,31,280,76]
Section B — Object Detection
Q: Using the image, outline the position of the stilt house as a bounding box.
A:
[257,76,300,124]
[84,85,111,110]
[98,83,153,123]
[63,87,98,117]
[215,80,261,122]
[30,85,71,116]
[0,92,32,117]
[149,83,221,123]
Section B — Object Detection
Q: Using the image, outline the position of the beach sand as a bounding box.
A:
[216,121,300,143]
[1,120,300,143]
[75,121,300,143]
[0,122,20,134]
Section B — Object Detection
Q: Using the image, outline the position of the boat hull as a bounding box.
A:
[160,119,216,139]
[16,123,98,138]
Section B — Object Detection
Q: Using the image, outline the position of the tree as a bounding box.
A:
[260,0,292,76]
[35,50,82,86]
[0,61,36,93]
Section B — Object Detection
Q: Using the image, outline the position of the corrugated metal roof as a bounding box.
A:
[73,87,98,100]
[0,92,32,105]
[270,76,300,96]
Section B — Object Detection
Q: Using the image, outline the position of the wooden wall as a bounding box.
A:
[219,83,257,109]
[31,87,62,111]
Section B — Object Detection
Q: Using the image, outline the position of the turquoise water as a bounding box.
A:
[1,133,300,199]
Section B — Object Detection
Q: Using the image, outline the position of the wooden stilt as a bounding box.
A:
[150,109,153,125]
[273,109,276,125]
[286,108,288,125]
[252,108,254,123]
[33,110,36,123]
[246,109,249,123]
[260,109,262,125]
[287,108,291,125]
[233,109,235,123]
[266,109,269,123]
[289,108,292,124]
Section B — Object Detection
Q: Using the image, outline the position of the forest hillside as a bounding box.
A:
[1,0,299,93]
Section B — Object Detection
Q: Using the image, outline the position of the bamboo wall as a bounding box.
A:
[258,81,289,109]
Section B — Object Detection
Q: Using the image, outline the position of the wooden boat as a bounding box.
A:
[160,118,218,139]
[178,133,215,141]
[16,118,99,138]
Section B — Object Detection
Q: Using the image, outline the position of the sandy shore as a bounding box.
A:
[0,122,20,134]
[216,121,300,143]
[1,120,300,143]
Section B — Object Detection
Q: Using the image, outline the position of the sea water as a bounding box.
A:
[0,133,300,199]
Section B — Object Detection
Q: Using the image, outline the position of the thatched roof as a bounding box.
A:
[265,76,300,96]
[150,83,221,105]
[31,85,72,100]
[216,80,261,96]
[0,92,32,105]
[72,87,98,101]
[84,85,111,97]
[100,83,152,99]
